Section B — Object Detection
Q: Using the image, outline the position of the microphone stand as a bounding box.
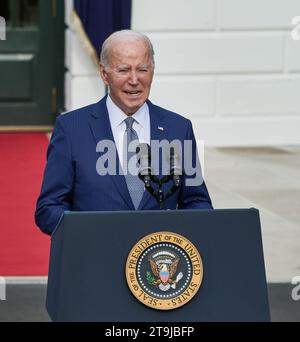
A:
[137,144,184,210]
[140,171,184,210]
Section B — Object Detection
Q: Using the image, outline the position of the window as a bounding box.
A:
[0,0,38,27]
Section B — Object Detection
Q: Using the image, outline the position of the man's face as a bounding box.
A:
[100,40,154,115]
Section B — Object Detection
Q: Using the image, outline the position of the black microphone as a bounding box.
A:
[136,143,152,187]
[170,146,183,187]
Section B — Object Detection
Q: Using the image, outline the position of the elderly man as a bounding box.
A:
[35,30,213,235]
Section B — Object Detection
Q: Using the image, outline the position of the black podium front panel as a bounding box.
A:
[46,209,270,322]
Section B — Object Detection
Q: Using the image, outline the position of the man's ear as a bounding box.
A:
[99,63,109,86]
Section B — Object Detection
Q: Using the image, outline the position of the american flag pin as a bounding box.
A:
[158,126,164,131]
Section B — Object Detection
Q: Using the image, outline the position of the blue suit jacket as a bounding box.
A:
[35,96,213,235]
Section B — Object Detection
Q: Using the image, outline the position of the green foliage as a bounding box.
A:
[146,271,155,285]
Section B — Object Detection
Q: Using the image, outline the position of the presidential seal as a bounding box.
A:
[125,232,203,310]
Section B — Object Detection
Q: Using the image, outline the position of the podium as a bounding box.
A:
[46,209,270,321]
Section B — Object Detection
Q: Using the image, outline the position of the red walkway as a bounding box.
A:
[0,133,50,276]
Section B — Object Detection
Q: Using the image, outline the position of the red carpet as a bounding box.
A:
[0,133,50,276]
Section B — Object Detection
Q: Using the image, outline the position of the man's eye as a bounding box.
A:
[118,69,128,73]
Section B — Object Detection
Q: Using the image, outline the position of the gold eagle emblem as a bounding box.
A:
[147,251,183,291]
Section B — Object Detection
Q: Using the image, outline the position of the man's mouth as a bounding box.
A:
[124,91,142,97]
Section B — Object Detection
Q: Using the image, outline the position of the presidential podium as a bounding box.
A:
[46,209,270,322]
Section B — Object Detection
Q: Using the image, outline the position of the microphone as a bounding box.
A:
[169,146,183,187]
[136,143,152,187]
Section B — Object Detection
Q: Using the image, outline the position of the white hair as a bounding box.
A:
[100,30,155,69]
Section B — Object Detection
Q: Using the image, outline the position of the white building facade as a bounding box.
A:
[65,0,300,146]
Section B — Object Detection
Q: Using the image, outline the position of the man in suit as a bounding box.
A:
[35,30,213,235]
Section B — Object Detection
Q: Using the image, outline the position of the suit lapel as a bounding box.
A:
[88,97,134,209]
[138,100,168,210]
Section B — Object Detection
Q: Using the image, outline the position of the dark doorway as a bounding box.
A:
[0,0,64,127]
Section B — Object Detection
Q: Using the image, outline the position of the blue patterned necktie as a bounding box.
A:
[123,117,144,209]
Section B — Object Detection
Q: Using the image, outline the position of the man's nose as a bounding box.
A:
[128,71,138,85]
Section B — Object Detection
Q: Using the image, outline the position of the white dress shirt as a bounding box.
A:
[106,95,150,169]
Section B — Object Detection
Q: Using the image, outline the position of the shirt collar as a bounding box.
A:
[106,94,148,129]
